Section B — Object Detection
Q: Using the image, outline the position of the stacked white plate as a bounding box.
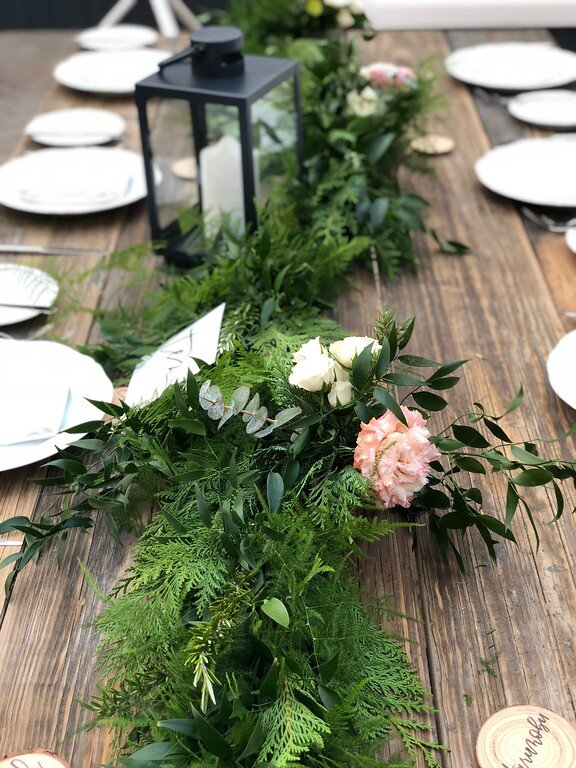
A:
[54,49,170,95]
[76,24,159,52]
[0,340,113,472]
[0,147,149,215]
[0,264,58,326]
[508,90,576,129]
[475,137,576,208]
[446,42,576,91]
[25,107,125,147]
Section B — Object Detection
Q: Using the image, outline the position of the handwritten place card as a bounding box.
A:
[125,303,225,407]
[476,705,576,768]
[0,751,69,768]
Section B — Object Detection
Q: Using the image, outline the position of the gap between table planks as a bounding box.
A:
[0,26,574,768]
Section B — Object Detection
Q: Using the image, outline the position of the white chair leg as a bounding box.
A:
[149,0,181,37]
[169,0,202,31]
[98,0,139,26]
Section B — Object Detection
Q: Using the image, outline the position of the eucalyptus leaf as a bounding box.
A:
[261,597,290,627]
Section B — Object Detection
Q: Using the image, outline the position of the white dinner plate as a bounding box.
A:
[547,330,576,411]
[0,147,148,215]
[54,49,170,95]
[446,42,576,91]
[0,264,59,326]
[76,24,159,52]
[508,90,576,129]
[0,340,113,472]
[475,138,576,208]
[25,108,125,147]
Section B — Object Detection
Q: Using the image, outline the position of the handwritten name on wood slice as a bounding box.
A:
[0,751,70,768]
[476,705,576,768]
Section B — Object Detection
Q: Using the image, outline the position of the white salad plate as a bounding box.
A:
[0,147,149,216]
[76,24,159,52]
[53,49,170,95]
[475,138,576,208]
[0,340,113,472]
[25,108,126,147]
[445,42,576,91]
[508,90,576,129]
[0,264,59,326]
[126,303,225,407]
[547,330,576,411]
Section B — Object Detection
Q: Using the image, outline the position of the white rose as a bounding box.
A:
[293,336,324,364]
[289,355,336,392]
[336,7,355,27]
[346,86,379,118]
[323,0,350,7]
[328,380,354,407]
[329,336,382,368]
[334,363,351,382]
[349,0,364,13]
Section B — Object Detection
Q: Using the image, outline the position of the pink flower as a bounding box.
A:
[360,62,416,90]
[353,407,440,509]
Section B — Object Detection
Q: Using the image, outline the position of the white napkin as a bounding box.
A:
[18,152,130,206]
[0,341,71,445]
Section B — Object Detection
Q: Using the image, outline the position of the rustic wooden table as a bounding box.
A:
[0,27,575,768]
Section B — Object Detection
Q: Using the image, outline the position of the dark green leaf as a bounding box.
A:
[373,388,407,425]
[375,338,391,378]
[260,297,275,328]
[511,445,546,466]
[352,341,375,390]
[191,706,232,758]
[367,133,395,163]
[318,684,341,709]
[512,468,553,487]
[369,198,389,229]
[452,425,490,448]
[412,392,447,411]
[455,456,486,474]
[157,719,198,738]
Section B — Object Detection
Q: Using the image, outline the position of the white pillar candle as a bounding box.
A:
[200,135,245,238]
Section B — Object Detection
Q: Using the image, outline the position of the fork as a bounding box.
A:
[520,206,576,233]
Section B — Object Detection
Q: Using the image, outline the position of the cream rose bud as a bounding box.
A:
[323,0,350,7]
[346,86,379,118]
[334,363,351,382]
[289,355,336,392]
[336,8,355,27]
[328,380,354,407]
[349,0,364,13]
[293,336,324,364]
[329,336,382,368]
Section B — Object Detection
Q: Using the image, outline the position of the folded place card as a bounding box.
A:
[125,303,225,407]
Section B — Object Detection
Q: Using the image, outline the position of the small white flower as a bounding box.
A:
[289,356,335,392]
[328,379,354,407]
[336,7,355,27]
[329,336,382,368]
[346,86,379,118]
[293,336,324,364]
[349,0,364,13]
[323,0,350,7]
[290,338,336,392]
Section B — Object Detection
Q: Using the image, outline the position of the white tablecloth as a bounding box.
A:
[362,0,576,29]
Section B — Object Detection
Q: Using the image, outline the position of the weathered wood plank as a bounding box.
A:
[346,29,576,768]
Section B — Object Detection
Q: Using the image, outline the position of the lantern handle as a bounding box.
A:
[158,44,205,70]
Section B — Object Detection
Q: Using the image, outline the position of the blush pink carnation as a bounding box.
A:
[353,407,440,509]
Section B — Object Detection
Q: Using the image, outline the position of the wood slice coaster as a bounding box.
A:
[476,705,576,768]
[0,751,70,768]
[171,156,197,180]
[410,134,455,155]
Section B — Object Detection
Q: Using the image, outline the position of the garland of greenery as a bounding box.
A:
[2,9,575,768]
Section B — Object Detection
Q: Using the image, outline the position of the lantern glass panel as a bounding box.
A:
[252,79,298,206]
[145,97,200,234]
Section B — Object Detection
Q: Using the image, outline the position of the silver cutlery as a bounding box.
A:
[520,206,576,233]
[0,244,109,256]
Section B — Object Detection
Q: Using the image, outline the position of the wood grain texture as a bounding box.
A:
[0,26,575,768]
[338,29,576,768]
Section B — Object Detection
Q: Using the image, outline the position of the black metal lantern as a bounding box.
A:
[135,26,303,267]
